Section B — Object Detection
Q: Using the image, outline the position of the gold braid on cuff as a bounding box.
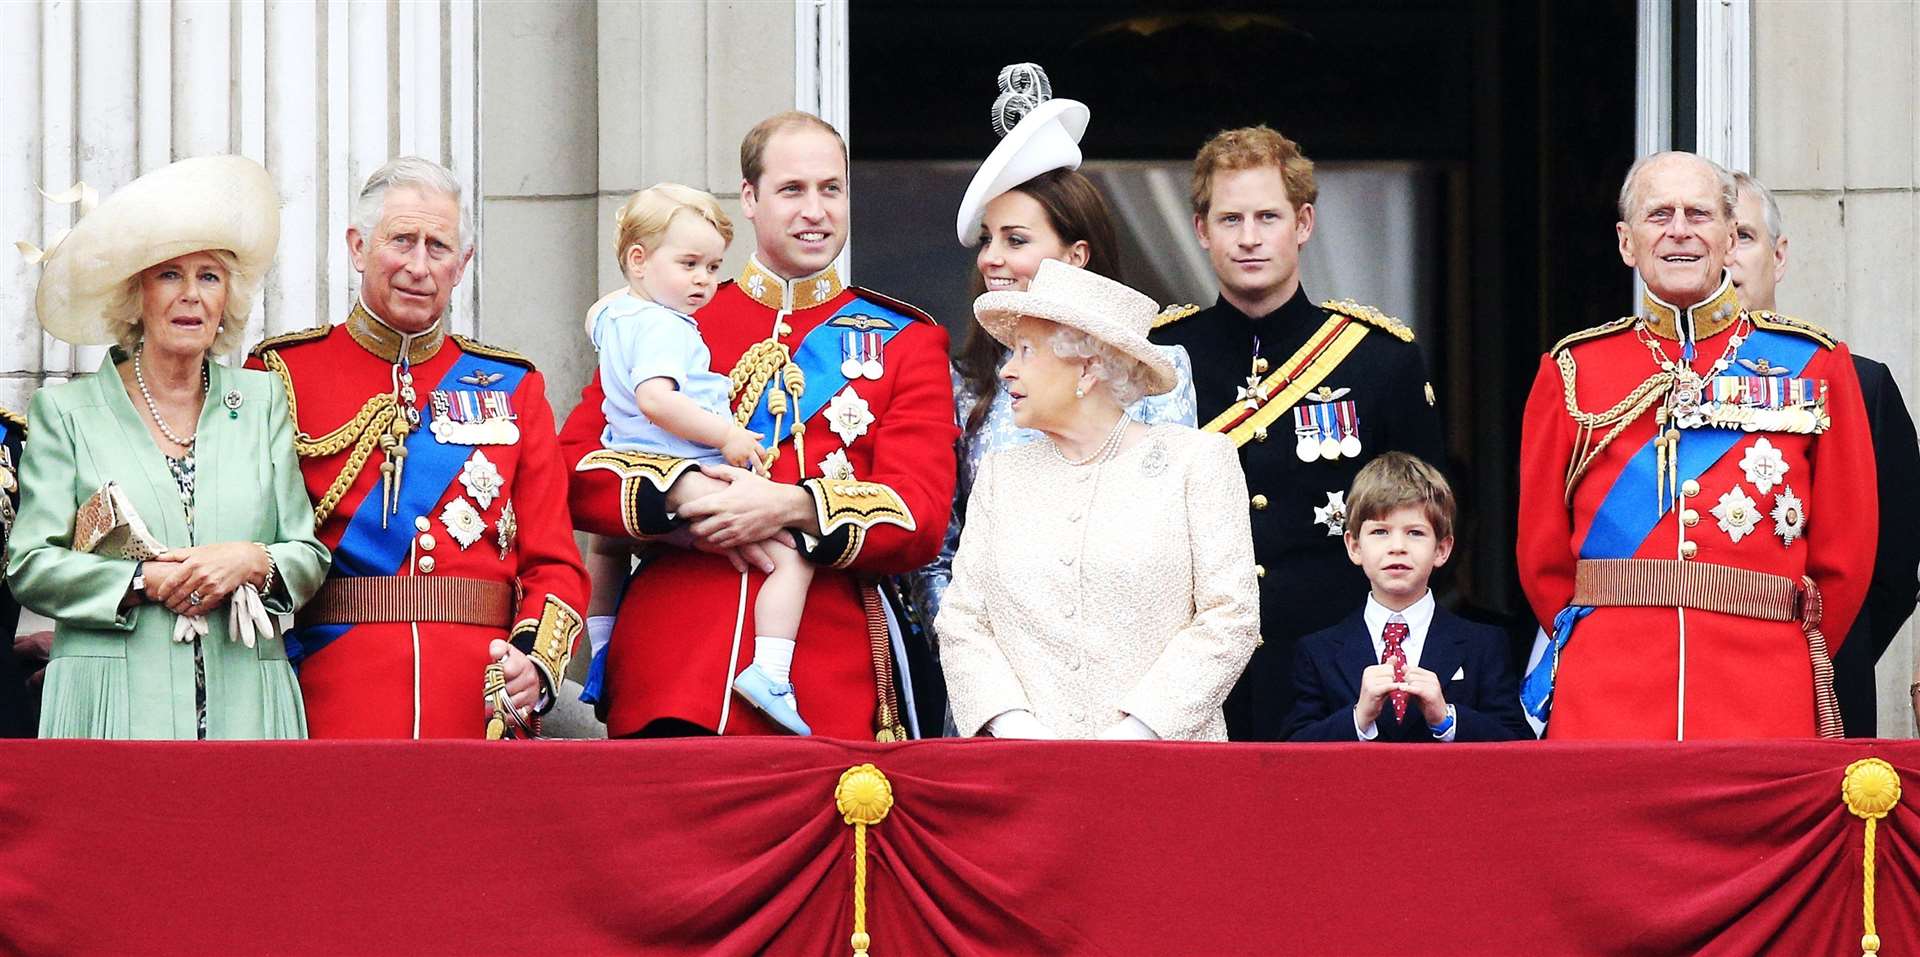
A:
[512,596,584,714]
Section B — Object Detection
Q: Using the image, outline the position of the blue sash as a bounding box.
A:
[1520,328,1819,725]
[286,352,528,665]
[742,297,914,449]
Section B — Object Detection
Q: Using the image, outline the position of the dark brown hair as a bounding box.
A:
[957,168,1122,435]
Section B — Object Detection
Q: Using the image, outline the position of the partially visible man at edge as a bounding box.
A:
[1727,170,1920,737]
[248,156,588,738]
[559,112,957,739]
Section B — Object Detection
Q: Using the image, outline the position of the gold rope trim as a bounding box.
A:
[1555,349,1674,504]
[1843,758,1901,956]
[262,349,399,527]
[835,764,894,957]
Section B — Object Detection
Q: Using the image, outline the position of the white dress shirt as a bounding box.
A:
[1354,590,1455,742]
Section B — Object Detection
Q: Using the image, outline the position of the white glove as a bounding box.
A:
[171,612,210,643]
[226,584,274,649]
[586,615,616,658]
[985,709,1057,739]
[1096,715,1161,741]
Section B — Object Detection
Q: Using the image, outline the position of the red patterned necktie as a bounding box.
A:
[1382,618,1410,722]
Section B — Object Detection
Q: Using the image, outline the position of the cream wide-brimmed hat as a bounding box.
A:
[973,258,1178,396]
[30,155,280,346]
[955,63,1090,247]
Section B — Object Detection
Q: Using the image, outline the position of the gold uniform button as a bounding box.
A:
[1251,494,1269,511]
[414,516,430,532]
[1681,509,1699,527]
[418,556,436,574]
[777,321,794,337]
[1679,541,1698,560]
[1253,428,1269,443]
[419,534,437,551]
[1253,357,1270,374]
[1681,479,1701,498]
[1254,563,1266,579]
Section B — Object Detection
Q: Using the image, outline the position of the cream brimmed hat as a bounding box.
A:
[955,64,1090,247]
[974,258,1177,396]
[30,155,280,346]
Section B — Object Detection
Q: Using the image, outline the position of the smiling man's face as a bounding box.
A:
[1616,155,1733,308]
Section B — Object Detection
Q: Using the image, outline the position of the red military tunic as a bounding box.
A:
[248,304,587,738]
[1517,279,1876,739]
[560,258,957,739]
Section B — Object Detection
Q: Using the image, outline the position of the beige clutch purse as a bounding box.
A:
[73,481,169,559]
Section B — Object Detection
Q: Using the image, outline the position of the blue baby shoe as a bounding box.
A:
[733,664,813,736]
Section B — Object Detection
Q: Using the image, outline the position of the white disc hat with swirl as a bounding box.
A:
[955,63,1091,247]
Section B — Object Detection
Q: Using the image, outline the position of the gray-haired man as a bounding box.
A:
[1729,171,1920,737]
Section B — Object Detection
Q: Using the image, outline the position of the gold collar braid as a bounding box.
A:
[738,256,844,312]
[346,300,446,364]
[1640,274,1741,342]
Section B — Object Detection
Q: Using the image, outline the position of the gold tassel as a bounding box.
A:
[1843,758,1902,956]
[836,764,894,957]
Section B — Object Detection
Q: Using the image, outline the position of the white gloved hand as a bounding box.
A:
[586,615,616,658]
[226,584,274,649]
[172,612,210,643]
[1096,715,1161,741]
[985,709,1057,740]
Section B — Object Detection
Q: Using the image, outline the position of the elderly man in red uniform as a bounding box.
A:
[560,112,956,739]
[1516,151,1876,739]
[248,156,587,738]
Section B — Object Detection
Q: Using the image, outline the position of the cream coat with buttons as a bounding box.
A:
[937,424,1260,740]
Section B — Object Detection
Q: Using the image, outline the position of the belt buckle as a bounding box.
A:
[1793,577,1823,627]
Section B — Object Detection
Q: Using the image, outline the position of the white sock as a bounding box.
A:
[754,636,796,685]
[586,616,616,657]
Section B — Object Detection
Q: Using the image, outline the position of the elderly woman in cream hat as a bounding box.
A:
[6,155,329,739]
[935,259,1259,741]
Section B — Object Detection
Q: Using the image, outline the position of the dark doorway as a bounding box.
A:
[849,1,1638,635]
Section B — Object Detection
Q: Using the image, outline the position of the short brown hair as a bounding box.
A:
[1190,125,1317,217]
[739,111,848,190]
[1343,452,1454,542]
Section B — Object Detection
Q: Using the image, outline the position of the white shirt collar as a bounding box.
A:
[1363,590,1437,666]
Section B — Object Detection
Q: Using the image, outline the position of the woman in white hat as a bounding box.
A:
[913,65,1197,714]
[935,259,1258,740]
[7,155,330,739]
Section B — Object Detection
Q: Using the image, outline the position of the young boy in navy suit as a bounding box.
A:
[1283,452,1534,742]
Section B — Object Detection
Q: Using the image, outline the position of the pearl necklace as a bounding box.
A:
[134,349,208,448]
[1052,411,1131,467]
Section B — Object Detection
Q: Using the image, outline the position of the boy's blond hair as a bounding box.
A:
[1189,125,1318,217]
[1343,452,1455,542]
[612,182,734,274]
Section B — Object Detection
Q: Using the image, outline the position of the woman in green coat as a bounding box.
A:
[6,156,330,739]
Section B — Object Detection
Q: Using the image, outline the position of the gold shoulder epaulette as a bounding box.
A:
[1550,316,1635,355]
[1152,303,1201,330]
[247,324,331,358]
[1748,310,1837,349]
[0,405,24,430]
[452,335,536,369]
[1322,299,1413,342]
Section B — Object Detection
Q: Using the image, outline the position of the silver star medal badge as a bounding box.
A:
[1313,491,1347,537]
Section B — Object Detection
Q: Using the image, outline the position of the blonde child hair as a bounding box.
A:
[611,182,734,274]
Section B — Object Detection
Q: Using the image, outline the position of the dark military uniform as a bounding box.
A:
[0,405,33,737]
[1154,286,1444,740]
[1833,354,1920,736]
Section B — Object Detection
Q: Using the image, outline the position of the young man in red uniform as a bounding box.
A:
[1516,152,1876,739]
[248,157,587,738]
[560,112,957,740]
